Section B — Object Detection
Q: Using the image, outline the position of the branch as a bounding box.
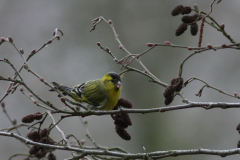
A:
[59,101,240,118]
[1,131,240,159]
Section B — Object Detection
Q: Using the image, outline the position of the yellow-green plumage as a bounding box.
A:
[51,72,122,110]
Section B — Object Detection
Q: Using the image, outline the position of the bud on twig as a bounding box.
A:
[97,42,101,46]
[0,37,5,42]
[31,49,36,55]
[108,20,112,24]
[12,119,17,125]
[20,87,24,92]
[146,43,154,47]
[60,97,66,103]
[207,44,213,49]
[47,40,52,44]
[221,44,227,48]
[80,139,86,145]
[164,41,171,45]
[23,64,28,70]
[8,37,13,43]
[194,4,199,10]
[39,77,44,82]
[1,102,5,108]
[20,48,24,54]
[220,23,225,30]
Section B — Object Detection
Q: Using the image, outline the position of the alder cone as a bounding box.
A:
[171,5,184,16]
[22,114,35,123]
[117,98,133,108]
[163,86,174,98]
[164,96,174,106]
[181,6,192,14]
[115,125,131,141]
[171,78,184,92]
[121,113,132,126]
[190,23,198,36]
[181,14,198,24]
[175,23,188,36]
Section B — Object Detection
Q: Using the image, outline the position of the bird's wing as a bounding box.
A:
[79,80,106,106]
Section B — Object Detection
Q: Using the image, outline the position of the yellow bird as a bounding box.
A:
[51,72,122,110]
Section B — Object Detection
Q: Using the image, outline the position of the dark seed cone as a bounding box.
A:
[175,23,188,36]
[117,98,133,108]
[35,150,47,158]
[34,112,43,120]
[115,125,131,141]
[39,137,52,151]
[163,86,174,98]
[112,114,121,120]
[238,140,240,148]
[236,123,240,131]
[27,131,40,142]
[190,23,198,36]
[114,119,128,129]
[39,137,50,144]
[181,14,198,24]
[171,78,184,92]
[236,123,240,134]
[29,145,39,155]
[40,128,48,138]
[164,96,174,106]
[22,114,35,123]
[48,152,56,160]
[171,5,184,16]
[181,6,192,15]
[121,113,132,126]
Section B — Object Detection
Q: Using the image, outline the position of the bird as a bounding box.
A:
[50,72,122,110]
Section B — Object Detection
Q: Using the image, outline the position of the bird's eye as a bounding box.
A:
[111,79,114,82]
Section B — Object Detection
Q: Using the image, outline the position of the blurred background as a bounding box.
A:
[0,0,240,159]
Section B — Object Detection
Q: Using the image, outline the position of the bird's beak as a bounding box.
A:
[116,81,121,88]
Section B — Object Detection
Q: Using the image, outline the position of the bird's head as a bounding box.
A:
[102,72,122,91]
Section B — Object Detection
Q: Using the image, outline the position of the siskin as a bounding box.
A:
[50,72,122,110]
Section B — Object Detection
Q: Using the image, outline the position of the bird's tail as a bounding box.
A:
[49,82,73,96]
